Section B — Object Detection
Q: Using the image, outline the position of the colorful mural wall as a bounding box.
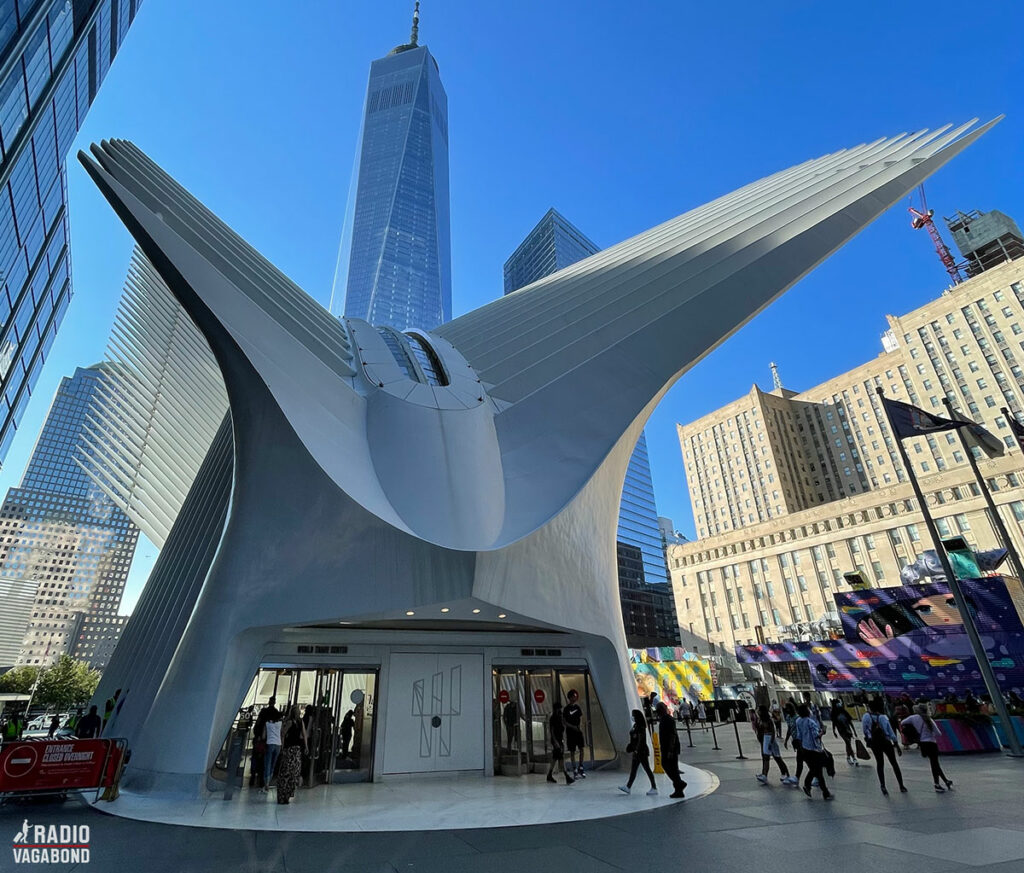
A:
[735,576,1024,695]
[629,647,714,705]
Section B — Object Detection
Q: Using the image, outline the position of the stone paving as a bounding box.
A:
[2,723,1022,872]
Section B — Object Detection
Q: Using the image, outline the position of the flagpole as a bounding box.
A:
[944,398,1024,582]
[877,388,1023,757]
[1001,407,1024,452]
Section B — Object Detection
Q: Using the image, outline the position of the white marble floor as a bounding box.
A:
[93,766,718,832]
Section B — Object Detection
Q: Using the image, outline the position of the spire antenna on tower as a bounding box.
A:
[410,1,420,46]
[770,361,783,391]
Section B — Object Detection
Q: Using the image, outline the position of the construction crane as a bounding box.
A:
[908,185,964,285]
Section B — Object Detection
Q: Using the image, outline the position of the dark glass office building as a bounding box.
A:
[336,10,451,332]
[503,208,679,647]
[0,0,144,467]
[0,365,138,669]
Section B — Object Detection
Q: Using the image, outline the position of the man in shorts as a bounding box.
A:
[563,689,587,778]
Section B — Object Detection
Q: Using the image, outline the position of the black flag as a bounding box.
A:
[881,397,961,439]
[1009,414,1024,451]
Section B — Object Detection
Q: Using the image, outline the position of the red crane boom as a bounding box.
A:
[909,185,963,285]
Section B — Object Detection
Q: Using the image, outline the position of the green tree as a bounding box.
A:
[0,665,40,694]
[33,655,100,710]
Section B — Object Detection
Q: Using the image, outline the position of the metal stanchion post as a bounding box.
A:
[710,713,721,751]
[685,718,694,748]
[733,718,748,759]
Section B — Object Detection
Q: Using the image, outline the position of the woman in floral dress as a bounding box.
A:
[276,705,307,804]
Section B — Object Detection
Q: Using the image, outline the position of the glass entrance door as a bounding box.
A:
[491,666,614,776]
[222,665,378,791]
[493,667,525,774]
[328,671,376,783]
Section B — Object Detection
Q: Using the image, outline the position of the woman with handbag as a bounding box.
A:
[782,702,805,782]
[902,703,953,793]
[754,705,797,785]
[794,703,833,801]
[276,704,308,804]
[861,698,906,795]
[618,709,658,796]
[831,701,859,766]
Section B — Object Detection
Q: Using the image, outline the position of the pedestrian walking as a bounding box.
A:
[754,705,797,785]
[262,708,283,793]
[47,715,60,737]
[618,709,658,795]
[64,709,82,733]
[3,711,25,741]
[696,700,707,731]
[340,709,355,758]
[831,700,859,766]
[782,702,805,782]
[902,704,953,792]
[75,706,102,739]
[656,701,686,797]
[862,698,906,796]
[794,703,832,800]
[563,690,587,778]
[643,691,657,729]
[276,705,307,804]
[546,703,574,785]
[502,698,519,754]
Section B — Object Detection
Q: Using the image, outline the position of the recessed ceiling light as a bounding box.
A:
[472,608,481,614]
[498,613,507,619]
[405,610,415,616]
[440,607,450,613]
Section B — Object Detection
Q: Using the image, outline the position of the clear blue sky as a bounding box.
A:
[0,0,1020,611]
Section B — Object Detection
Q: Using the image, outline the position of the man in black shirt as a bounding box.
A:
[657,702,686,797]
[76,705,102,739]
[563,690,586,778]
[546,705,574,784]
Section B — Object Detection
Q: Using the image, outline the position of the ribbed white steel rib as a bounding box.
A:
[436,120,993,407]
[78,247,228,547]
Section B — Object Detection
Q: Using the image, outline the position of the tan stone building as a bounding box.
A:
[669,256,1024,655]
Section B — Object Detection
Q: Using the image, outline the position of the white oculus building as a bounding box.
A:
[80,120,997,797]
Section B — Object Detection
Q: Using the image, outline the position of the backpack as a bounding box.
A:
[901,718,921,746]
[865,714,890,750]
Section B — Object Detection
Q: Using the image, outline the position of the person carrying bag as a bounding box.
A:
[861,698,905,795]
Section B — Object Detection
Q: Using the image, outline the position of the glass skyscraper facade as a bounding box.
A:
[503,208,679,647]
[335,20,451,332]
[0,0,143,467]
[502,208,601,296]
[0,365,138,669]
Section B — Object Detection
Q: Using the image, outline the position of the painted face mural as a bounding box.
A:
[910,595,961,627]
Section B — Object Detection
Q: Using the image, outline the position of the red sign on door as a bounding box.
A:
[498,689,510,704]
[534,689,546,705]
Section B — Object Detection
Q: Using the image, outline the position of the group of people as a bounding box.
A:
[0,704,105,743]
[619,702,688,798]
[752,696,955,798]
[545,689,587,785]
[251,697,309,805]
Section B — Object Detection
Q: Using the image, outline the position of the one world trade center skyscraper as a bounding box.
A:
[333,3,451,332]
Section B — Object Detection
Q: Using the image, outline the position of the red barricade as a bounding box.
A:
[0,737,126,796]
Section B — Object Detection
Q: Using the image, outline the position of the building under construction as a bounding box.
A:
[947,209,1024,279]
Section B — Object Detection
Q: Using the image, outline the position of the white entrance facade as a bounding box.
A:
[220,626,619,789]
